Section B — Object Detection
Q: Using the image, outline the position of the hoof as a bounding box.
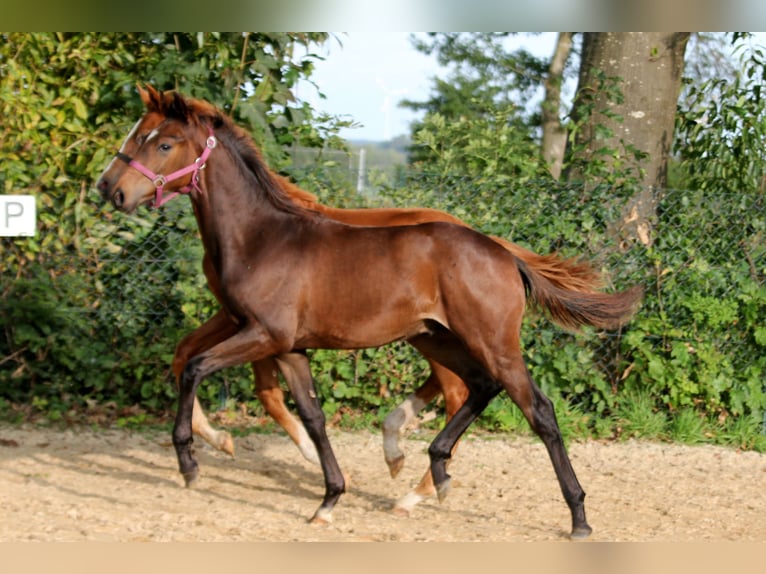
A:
[570,525,593,540]
[391,505,410,518]
[386,455,405,479]
[309,508,333,525]
[182,466,199,488]
[218,431,235,458]
[392,491,424,516]
[435,478,451,503]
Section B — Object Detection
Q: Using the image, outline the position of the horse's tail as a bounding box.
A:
[513,249,643,331]
[495,237,604,293]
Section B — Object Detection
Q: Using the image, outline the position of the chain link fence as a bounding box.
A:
[2,170,764,433]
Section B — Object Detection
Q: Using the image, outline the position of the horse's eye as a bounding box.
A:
[158,143,172,152]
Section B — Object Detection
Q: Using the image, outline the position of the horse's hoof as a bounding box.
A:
[391,505,410,517]
[386,455,405,479]
[435,478,451,503]
[182,467,199,488]
[309,508,333,525]
[218,431,235,458]
[570,525,593,540]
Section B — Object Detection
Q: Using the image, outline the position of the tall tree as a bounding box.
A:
[541,32,574,179]
[567,33,690,189]
[566,33,690,246]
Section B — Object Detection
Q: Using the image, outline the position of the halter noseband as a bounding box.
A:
[116,127,217,208]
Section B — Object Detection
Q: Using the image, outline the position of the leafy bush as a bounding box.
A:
[1,33,763,452]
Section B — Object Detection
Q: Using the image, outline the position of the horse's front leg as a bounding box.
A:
[253,358,320,465]
[174,326,281,486]
[172,309,239,456]
[275,352,345,524]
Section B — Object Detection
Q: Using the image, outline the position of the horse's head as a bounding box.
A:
[97,86,217,212]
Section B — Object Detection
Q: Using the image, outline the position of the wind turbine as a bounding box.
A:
[376,77,409,141]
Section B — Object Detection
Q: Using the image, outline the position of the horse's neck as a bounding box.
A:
[193,147,285,268]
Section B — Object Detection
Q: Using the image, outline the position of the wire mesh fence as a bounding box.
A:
[1,171,764,432]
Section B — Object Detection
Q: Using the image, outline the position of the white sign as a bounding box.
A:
[0,195,36,237]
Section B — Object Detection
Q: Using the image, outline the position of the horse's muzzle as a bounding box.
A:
[97,178,125,209]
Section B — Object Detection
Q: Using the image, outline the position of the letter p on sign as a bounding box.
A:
[0,195,36,237]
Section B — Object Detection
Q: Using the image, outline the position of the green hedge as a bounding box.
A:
[1,176,764,449]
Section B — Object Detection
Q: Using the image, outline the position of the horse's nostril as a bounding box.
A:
[97,178,110,195]
[113,190,125,208]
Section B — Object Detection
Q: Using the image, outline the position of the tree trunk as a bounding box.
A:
[541,32,573,180]
[568,32,690,246]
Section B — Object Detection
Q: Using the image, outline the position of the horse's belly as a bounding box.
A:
[296,314,434,350]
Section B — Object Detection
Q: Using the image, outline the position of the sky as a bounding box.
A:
[298,32,557,142]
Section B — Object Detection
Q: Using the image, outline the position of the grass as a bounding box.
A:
[613,390,669,441]
[1,393,764,453]
[668,407,709,444]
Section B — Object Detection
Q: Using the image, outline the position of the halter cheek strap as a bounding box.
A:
[116,127,217,208]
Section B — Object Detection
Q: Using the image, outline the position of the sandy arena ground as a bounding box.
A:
[0,424,764,542]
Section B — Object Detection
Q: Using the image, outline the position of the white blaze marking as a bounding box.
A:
[119,118,143,152]
[102,119,142,173]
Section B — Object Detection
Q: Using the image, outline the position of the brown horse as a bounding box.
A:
[97,87,641,538]
[180,174,605,515]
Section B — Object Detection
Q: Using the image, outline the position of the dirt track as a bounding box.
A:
[0,423,764,542]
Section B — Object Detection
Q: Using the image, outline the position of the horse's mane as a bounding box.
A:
[145,87,314,218]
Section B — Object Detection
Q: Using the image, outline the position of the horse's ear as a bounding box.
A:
[166,92,191,122]
[138,84,162,112]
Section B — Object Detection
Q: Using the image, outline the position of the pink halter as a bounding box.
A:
[116,127,217,208]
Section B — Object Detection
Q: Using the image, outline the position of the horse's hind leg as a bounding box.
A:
[427,380,501,501]
[392,362,470,515]
[500,356,592,539]
[275,352,345,524]
[408,332,502,502]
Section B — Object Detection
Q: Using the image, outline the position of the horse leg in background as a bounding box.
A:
[274,352,345,524]
[172,309,238,456]
[382,364,440,478]
[388,362,471,516]
[252,358,320,465]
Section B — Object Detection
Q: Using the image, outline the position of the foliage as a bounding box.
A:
[1,32,764,453]
[0,32,346,417]
[402,33,555,168]
[675,33,766,194]
[308,344,430,425]
[409,104,549,182]
[403,33,553,121]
